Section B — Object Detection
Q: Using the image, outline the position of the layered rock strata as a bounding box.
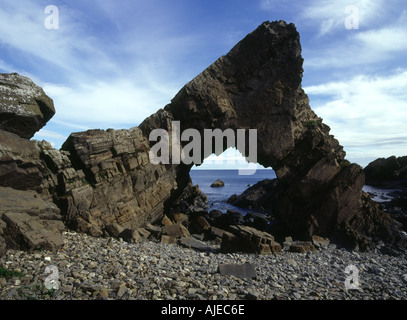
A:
[1,20,405,255]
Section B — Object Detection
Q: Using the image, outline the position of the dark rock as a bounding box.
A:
[0,130,46,192]
[221,225,281,254]
[169,183,209,215]
[161,235,177,244]
[226,194,238,204]
[364,156,407,220]
[311,235,330,249]
[179,236,212,252]
[289,241,315,253]
[228,179,278,209]
[0,236,6,257]
[218,263,257,279]
[144,223,162,238]
[189,215,211,234]
[213,210,244,229]
[210,179,225,188]
[243,212,270,231]
[0,73,55,139]
[162,224,190,238]
[364,155,407,188]
[0,187,64,252]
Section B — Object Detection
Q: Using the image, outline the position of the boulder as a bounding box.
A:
[210,179,225,188]
[0,73,55,139]
[189,215,211,234]
[364,155,407,188]
[162,224,190,238]
[289,241,315,253]
[0,130,46,192]
[312,235,330,249]
[220,225,281,254]
[179,236,212,252]
[218,263,257,279]
[0,187,65,252]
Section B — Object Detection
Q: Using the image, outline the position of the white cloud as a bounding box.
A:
[304,24,407,70]
[42,79,176,128]
[305,70,407,165]
[301,0,386,36]
[0,2,101,74]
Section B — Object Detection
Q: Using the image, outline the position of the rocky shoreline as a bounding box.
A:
[1,231,406,300]
[1,21,407,302]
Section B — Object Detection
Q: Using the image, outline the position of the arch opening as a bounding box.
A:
[190,147,276,215]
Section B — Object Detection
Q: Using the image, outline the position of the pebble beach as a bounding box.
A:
[1,231,407,301]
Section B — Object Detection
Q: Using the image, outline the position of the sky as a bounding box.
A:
[0,0,406,169]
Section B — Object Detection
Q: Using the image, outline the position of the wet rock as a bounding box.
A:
[211,179,225,188]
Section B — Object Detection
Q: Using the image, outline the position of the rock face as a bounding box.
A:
[364,155,407,188]
[140,20,403,249]
[0,73,55,139]
[57,128,177,237]
[0,187,65,251]
[364,156,407,232]
[1,20,405,255]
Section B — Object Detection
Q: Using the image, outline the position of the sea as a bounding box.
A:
[190,169,396,214]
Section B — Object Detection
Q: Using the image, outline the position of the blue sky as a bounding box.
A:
[0,0,406,169]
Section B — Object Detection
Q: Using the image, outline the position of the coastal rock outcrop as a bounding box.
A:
[1,20,405,255]
[364,155,407,188]
[364,156,407,231]
[0,73,55,139]
[141,20,404,249]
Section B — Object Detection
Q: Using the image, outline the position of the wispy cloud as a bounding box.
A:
[304,16,407,69]
[300,0,386,36]
[305,70,407,164]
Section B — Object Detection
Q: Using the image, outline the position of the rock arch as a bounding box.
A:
[1,21,403,253]
[139,21,400,248]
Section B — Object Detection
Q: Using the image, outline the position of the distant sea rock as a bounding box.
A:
[211,179,225,188]
[364,155,407,188]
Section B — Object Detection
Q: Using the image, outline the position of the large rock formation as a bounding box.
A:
[364,155,407,188]
[364,156,407,231]
[0,73,55,139]
[0,74,63,254]
[140,21,404,249]
[1,21,405,255]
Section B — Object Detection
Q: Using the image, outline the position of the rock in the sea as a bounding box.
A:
[0,73,55,139]
[364,156,407,187]
[210,179,225,188]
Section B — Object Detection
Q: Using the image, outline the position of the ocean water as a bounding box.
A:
[190,169,276,214]
[190,169,395,214]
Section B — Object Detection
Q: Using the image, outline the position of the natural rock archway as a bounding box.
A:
[1,21,404,253]
[139,21,401,248]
